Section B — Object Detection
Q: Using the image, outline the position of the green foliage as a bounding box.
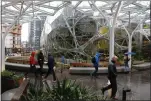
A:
[24,83,52,101]
[12,74,24,81]
[1,70,24,87]
[1,70,14,77]
[24,78,105,101]
[117,54,124,61]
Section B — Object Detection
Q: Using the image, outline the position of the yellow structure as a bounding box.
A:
[97,26,109,49]
[99,26,109,35]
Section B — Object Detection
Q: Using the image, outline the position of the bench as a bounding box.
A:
[69,67,125,74]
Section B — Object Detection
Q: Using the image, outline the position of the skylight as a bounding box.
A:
[105,10,111,13]
[48,1,63,7]
[136,1,150,6]
[6,6,18,11]
[39,7,55,13]
[124,4,135,8]
[78,1,90,7]
[95,1,107,7]
[119,13,125,16]
[93,11,99,16]
[72,1,79,6]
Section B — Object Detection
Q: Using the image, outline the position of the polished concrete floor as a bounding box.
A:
[28,69,150,100]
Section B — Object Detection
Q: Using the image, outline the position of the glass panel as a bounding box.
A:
[44,1,63,7]
[6,6,18,11]
[39,7,55,13]
[95,1,107,7]
[72,1,79,6]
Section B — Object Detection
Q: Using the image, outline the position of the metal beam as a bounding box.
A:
[2,8,19,14]
[73,1,82,9]
[33,6,54,15]
[12,5,20,11]
[2,1,20,8]
[40,4,58,10]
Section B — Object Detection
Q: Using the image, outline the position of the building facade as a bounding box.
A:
[2,24,22,55]
[28,17,46,50]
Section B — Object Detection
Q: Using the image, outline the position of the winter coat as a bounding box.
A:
[38,52,44,63]
[108,60,117,79]
[48,55,55,69]
[29,52,36,65]
[93,52,101,67]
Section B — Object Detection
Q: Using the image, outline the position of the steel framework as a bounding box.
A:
[1,0,150,70]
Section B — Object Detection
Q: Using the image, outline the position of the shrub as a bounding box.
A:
[24,78,105,101]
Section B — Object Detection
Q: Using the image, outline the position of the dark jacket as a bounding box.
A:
[38,52,44,63]
[124,56,129,64]
[48,55,55,69]
[108,60,117,79]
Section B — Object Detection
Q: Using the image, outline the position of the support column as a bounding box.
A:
[128,36,132,69]
[2,35,5,71]
[139,24,143,51]
[0,24,1,73]
[109,18,114,61]
[109,1,123,61]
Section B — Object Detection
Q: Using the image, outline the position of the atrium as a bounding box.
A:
[1,0,151,101]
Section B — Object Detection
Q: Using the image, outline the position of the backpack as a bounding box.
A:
[91,57,96,63]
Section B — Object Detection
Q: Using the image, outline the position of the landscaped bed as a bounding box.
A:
[70,61,124,67]
[1,70,24,94]
[21,78,105,101]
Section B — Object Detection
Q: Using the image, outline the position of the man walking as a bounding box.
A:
[60,55,65,73]
[37,50,44,76]
[101,56,118,100]
[124,54,130,73]
[91,51,102,78]
[43,53,56,82]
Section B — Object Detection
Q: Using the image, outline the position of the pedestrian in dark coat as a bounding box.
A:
[101,56,118,100]
[37,50,44,76]
[43,53,56,82]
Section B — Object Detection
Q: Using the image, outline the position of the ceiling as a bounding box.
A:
[1,0,150,26]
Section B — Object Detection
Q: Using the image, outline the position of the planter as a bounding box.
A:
[70,63,93,67]
[18,78,24,86]
[133,61,144,65]
[1,77,16,94]
[100,62,109,67]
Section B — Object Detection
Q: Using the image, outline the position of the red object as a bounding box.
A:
[29,52,36,65]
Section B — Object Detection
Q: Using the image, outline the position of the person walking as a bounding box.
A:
[43,53,56,82]
[37,50,44,76]
[60,55,65,73]
[101,56,118,100]
[124,54,130,72]
[91,51,102,78]
[25,51,37,78]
